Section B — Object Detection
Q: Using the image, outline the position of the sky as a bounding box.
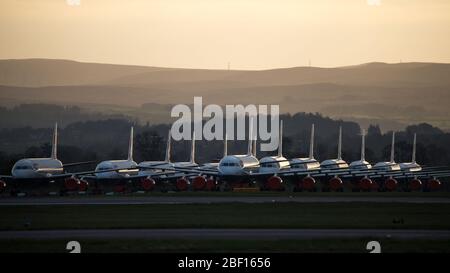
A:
[0,0,449,70]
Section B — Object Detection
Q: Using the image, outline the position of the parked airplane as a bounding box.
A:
[92,126,139,180]
[349,129,372,170]
[289,124,321,171]
[373,131,400,171]
[138,130,174,176]
[135,130,175,191]
[133,122,450,192]
[399,133,422,172]
[10,123,63,179]
[341,132,445,191]
[251,120,289,190]
[81,127,198,193]
[173,130,199,169]
[137,130,215,191]
[258,120,289,174]
[144,118,260,187]
[215,117,260,178]
[150,123,357,191]
[320,126,349,169]
[256,123,349,192]
[0,123,97,195]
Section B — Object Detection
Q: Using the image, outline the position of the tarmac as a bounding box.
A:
[1,229,449,239]
[1,195,449,205]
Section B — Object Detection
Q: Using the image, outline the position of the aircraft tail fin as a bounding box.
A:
[127,126,134,161]
[51,122,58,159]
[224,133,228,157]
[247,117,253,155]
[412,133,417,163]
[337,126,342,160]
[165,130,172,162]
[361,129,366,161]
[390,131,396,163]
[278,120,283,157]
[190,130,196,164]
[309,124,315,159]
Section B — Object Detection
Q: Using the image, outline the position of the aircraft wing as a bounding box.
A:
[340,165,450,179]
[138,165,392,179]
[139,165,220,176]
[43,167,142,180]
[251,167,360,178]
[136,164,450,182]
[369,170,450,179]
[340,168,435,179]
[0,175,13,181]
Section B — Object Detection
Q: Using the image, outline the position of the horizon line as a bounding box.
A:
[1,57,449,71]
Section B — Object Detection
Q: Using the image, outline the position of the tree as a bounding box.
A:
[367,124,382,136]
[135,131,165,162]
[406,123,443,135]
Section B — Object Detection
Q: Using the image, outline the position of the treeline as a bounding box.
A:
[1,112,449,174]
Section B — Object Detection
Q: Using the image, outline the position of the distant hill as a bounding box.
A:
[1,59,450,88]
[0,59,450,131]
[0,59,173,87]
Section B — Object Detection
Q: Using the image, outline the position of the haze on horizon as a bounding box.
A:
[1,0,449,70]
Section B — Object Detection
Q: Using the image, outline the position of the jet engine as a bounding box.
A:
[265,175,283,191]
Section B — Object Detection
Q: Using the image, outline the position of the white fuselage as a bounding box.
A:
[399,162,422,172]
[373,161,401,172]
[349,160,373,170]
[321,159,349,169]
[289,158,321,171]
[11,158,64,179]
[218,155,259,176]
[259,156,290,174]
[95,160,138,179]
[173,162,199,169]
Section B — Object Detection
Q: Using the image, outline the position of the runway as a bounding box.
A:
[1,195,450,205]
[1,229,449,239]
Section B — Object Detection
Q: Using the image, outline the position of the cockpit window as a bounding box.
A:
[221,162,239,167]
[261,163,277,168]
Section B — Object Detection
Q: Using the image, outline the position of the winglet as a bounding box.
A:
[390,131,396,163]
[51,122,58,159]
[309,124,315,159]
[165,129,172,162]
[127,126,134,161]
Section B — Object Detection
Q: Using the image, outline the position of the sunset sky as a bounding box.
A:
[1,0,449,69]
